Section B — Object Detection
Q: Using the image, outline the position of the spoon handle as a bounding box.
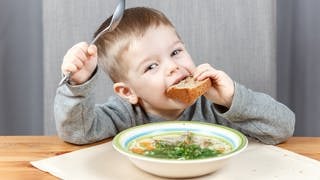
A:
[58,72,71,86]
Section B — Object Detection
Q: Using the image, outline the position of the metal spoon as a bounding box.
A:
[59,0,125,86]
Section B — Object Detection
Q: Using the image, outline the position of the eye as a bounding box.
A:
[144,63,158,73]
[171,49,182,57]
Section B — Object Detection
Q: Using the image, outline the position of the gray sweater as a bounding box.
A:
[54,73,295,145]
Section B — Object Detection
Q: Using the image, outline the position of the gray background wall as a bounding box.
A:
[0,0,43,134]
[0,0,319,136]
[277,0,320,136]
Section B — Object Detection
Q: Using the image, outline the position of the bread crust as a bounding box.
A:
[166,77,212,104]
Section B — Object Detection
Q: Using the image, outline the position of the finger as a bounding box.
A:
[74,42,89,49]
[193,64,216,79]
[66,45,91,63]
[196,67,220,79]
[193,64,210,76]
[75,43,92,59]
[77,43,91,58]
[70,53,85,69]
[61,63,78,75]
[68,42,91,60]
[87,44,97,57]
[63,52,86,70]
[197,70,223,84]
[68,42,88,54]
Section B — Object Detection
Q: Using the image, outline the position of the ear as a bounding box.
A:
[113,82,139,104]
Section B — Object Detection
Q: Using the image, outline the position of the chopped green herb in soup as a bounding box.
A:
[129,132,232,160]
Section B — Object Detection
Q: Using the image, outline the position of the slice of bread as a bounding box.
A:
[166,76,211,104]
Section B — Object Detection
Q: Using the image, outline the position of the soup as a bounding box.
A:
[129,132,232,160]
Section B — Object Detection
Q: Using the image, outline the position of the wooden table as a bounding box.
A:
[0,136,319,179]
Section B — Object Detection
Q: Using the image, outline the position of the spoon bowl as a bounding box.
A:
[91,0,125,44]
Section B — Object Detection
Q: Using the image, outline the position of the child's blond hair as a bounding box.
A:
[94,7,175,82]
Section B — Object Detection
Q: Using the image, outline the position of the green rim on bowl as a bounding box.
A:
[113,121,248,162]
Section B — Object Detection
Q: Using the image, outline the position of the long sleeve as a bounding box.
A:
[54,73,138,145]
[54,74,295,145]
[213,82,295,145]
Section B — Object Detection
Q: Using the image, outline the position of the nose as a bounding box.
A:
[166,60,179,76]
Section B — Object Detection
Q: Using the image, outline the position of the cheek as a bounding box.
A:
[132,76,166,96]
[177,56,196,72]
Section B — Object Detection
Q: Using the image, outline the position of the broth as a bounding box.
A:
[129,132,232,160]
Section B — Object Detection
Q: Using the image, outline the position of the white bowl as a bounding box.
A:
[112,121,247,178]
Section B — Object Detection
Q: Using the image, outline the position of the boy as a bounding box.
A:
[55,7,295,145]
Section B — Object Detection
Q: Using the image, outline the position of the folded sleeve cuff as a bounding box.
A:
[58,68,99,97]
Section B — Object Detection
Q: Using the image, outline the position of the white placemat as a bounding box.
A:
[31,141,320,180]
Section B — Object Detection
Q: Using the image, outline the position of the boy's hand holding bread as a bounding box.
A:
[167,63,235,108]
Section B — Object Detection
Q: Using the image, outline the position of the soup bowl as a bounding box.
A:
[112,121,248,178]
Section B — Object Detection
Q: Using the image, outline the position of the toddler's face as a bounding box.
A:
[123,25,196,116]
